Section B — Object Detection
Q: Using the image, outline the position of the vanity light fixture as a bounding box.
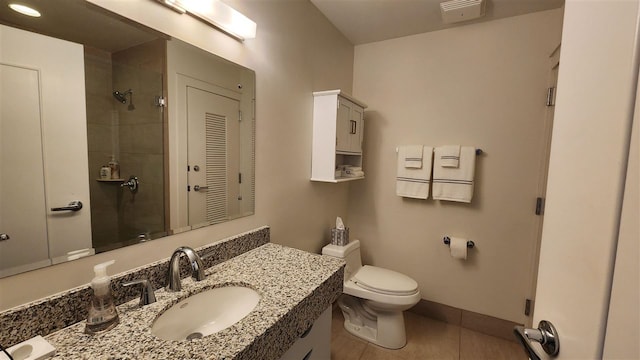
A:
[154,0,256,41]
[8,3,41,17]
[159,0,186,14]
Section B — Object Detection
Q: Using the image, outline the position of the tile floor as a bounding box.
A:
[331,309,526,360]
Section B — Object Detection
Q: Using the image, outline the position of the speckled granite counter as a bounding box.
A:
[44,243,344,360]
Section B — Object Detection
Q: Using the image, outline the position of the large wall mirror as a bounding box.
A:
[0,0,256,278]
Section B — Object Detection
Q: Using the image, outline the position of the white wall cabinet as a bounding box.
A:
[311,90,367,182]
[279,307,331,360]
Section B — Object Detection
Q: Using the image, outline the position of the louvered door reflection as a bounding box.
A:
[186,86,240,228]
[204,113,227,223]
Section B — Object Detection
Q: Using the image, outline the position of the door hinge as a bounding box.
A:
[525,298,533,316]
[239,172,242,184]
[546,87,556,106]
[535,197,545,215]
[155,96,166,107]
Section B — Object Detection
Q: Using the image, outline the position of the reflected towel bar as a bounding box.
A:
[395,147,483,155]
[443,236,475,248]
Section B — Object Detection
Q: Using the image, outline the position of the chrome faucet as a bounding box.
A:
[166,246,205,291]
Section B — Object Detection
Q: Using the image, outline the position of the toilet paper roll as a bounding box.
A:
[449,237,468,260]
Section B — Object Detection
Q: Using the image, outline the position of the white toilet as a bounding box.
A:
[322,240,421,349]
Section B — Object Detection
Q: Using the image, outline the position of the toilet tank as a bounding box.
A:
[322,240,362,281]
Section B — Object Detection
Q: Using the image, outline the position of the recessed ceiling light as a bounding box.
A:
[8,3,41,18]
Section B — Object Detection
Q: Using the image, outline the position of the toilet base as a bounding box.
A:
[338,295,408,349]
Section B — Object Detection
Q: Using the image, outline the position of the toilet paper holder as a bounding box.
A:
[443,236,475,248]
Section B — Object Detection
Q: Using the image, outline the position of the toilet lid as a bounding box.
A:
[352,265,418,296]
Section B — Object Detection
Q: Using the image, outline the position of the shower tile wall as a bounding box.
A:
[84,39,166,253]
[112,39,166,246]
[85,47,119,251]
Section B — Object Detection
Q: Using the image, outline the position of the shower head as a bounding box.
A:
[113,89,132,104]
[128,92,135,111]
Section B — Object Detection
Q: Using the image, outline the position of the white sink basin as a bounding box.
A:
[151,286,261,341]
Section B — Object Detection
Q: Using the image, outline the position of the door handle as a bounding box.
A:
[513,320,560,360]
[193,185,209,192]
[350,120,357,134]
[51,201,83,212]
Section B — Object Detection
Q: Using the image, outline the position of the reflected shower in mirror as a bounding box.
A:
[0,0,255,277]
[85,39,166,253]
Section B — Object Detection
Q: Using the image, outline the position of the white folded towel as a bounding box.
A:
[344,168,365,177]
[438,145,461,168]
[403,145,424,168]
[432,146,476,203]
[396,146,433,199]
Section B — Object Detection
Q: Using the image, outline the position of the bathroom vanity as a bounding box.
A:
[0,228,344,360]
[45,244,342,359]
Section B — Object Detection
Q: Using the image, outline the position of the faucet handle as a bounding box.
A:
[200,251,217,262]
[123,278,157,306]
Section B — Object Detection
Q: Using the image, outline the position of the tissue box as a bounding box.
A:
[331,227,349,246]
[1,335,56,360]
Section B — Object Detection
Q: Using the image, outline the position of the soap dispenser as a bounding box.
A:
[85,260,120,335]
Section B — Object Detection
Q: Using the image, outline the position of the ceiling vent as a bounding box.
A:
[440,0,485,24]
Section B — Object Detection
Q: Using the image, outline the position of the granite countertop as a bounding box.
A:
[44,243,344,360]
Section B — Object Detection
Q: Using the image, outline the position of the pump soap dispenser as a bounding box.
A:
[85,260,120,335]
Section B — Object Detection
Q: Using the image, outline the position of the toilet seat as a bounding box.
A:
[352,265,418,296]
[343,266,420,307]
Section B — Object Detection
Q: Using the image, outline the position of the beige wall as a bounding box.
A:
[349,9,563,323]
[0,0,353,310]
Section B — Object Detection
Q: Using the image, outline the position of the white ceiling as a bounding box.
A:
[0,0,163,52]
[310,0,564,45]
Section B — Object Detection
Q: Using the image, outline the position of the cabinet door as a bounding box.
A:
[336,99,351,153]
[349,104,364,154]
[337,97,364,155]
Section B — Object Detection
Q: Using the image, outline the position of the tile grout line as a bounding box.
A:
[357,342,367,360]
[458,323,462,360]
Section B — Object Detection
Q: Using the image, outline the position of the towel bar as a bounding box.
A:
[395,147,483,155]
[443,236,475,248]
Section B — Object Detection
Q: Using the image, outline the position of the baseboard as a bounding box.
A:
[409,299,522,343]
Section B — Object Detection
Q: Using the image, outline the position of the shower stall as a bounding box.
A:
[84,39,167,253]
